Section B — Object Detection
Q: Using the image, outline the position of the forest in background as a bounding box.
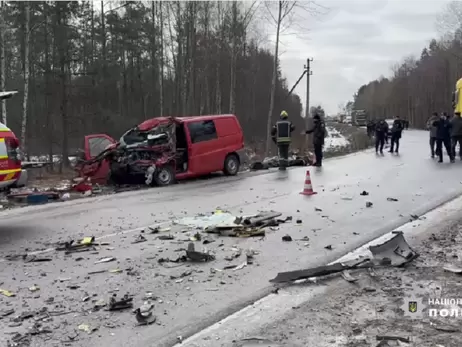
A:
[352,1,462,128]
[0,1,308,165]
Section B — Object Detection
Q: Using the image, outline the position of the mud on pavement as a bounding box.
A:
[229,217,462,347]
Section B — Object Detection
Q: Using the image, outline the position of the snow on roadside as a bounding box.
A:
[324,126,350,152]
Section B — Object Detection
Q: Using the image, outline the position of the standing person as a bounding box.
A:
[450,112,462,160]
[374,119,389,154]
[366,119,375,138]
[389,115,404,153]
[427,112,439,158]
[303,114,327,167]
[433,113,454,163]
[271,110,295,170]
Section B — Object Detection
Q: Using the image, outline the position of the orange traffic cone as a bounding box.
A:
[300,170,317,196]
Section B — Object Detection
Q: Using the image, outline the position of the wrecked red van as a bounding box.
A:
[77,114,244,186]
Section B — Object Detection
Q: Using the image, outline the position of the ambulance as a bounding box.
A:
[0,91,26,189]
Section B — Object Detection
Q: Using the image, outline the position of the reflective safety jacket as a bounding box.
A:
[272,120,295,144]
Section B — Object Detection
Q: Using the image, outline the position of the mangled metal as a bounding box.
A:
[270,232,418,283]
[75,118,177,186]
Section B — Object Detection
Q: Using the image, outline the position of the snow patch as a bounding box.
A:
[324,127,350,152]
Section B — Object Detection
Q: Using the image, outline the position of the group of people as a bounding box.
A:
[271,110,327,170]
[426,112,462,163]
[368,117,406,155]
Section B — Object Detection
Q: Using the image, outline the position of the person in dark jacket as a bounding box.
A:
[375,119,389,154]
[450,112,462,160]
[304,114,327,167]
[427,112,439,158]
[389,116,404,153]
[433,113,454,163]
[271,110,295,170]
[366,120,375,137]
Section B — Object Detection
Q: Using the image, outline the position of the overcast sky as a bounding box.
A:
[266,0,452,115]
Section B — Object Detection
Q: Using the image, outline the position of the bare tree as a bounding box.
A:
[20,1,30,150]
[0,1,6,124]
[264,1,296,156]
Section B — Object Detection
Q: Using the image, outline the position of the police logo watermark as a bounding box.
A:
[408,301,417,313]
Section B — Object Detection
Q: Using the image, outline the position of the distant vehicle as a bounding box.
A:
[76,114,245,186]
[0,91,27,190]
[345,116,352,124]
[352,110,367,127]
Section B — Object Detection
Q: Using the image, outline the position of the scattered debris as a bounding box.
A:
[108,294,133,311]
[315,207,322,212]
[341,270,358,283]
[324,245,333,250]
[157,234,175,240]
[282,235,293,242]
[366,201,373,208]
[376,336,410,343]
[132,234,147,244]
[387,197,398,202]
[369,231,419,266]
[296,219,302,224]
[443,264,462,274]
[360,191,369,196]
[78,323,98,334]
[28,285,40,292]
[94,257,116,264]
[0,288,15,297]
[135,307,156,325]
[185,242,215,262]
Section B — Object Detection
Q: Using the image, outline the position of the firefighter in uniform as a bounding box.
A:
[271,110,295,170]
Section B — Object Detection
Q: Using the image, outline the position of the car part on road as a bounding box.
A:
[242,211,282,227]
[185,242,215,262]
[108,294,133,311]
[369,231,419,266]
[443,264,462,274]
[135,307,156,325]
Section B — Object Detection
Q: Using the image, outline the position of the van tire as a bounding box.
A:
[154,166,175,186]
[223,154,240,176]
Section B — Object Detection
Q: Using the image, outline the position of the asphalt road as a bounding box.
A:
[1,130,462,347]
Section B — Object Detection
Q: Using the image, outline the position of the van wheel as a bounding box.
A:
[154,166,175,186]
[223,154,240,176]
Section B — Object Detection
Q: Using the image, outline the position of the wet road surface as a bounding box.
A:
[1,130,462,347]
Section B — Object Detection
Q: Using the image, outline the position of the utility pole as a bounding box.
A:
[304,58,313,121]
[304,58,313,150]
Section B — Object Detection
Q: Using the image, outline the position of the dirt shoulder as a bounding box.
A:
[232,215,462,347]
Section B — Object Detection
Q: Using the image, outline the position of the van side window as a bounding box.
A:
[187,120,218,143]
[89,137,113,158]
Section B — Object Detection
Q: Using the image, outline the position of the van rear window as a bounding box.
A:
[187,120,217,143]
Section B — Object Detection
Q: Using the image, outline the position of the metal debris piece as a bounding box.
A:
[29,285,40,292]
[341,270,358,283]
[376,336,410,343]
[132,234,147,244]
[369,231,419,266]
[270,258,370,283]
[0,289,15,297]
[78,323,98,334]
[94,257,116,264]
[157,235,175,240]
[443,264,462,274]
[185,242,215,262]
[282,235,292,242]
[135,308,156,325]
[243,212,283,227]
[108,294,133,311]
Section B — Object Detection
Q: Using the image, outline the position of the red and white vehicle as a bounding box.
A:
[0,91,26,189]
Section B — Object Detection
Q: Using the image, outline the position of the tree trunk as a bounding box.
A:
[21,1,30,152]
[265,1,282,156]
[229,1,238,114]
[0,1,6,124]
[159,1,164,117]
